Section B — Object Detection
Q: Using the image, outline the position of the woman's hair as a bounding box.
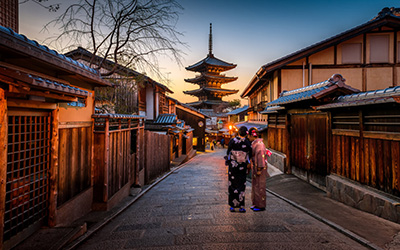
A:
[249,127,259,138]
[238,126,248,137]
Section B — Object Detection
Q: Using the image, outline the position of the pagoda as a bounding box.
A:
[184,23,238,109]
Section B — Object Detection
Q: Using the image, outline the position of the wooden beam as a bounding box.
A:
[48,108,59,227]
[9,86,78,102]
[0,88,7,244]
[7,99,57,110]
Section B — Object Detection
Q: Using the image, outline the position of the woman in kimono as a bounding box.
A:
[226,126,252,213]
[248,127,271,212]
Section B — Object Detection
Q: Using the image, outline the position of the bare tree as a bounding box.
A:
[44,0,185,78]
[20,0,60,12]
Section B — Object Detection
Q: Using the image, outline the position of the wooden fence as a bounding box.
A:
[145,131,170,183]
[330,107,400,196]
[92,114,144,208]
[267,113,289,154]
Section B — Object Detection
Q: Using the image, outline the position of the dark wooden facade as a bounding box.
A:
[175,105,206,152]
[329,105,400,196]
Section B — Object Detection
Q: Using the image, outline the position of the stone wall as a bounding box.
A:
[267,148,286,173]
[326,174,400,223]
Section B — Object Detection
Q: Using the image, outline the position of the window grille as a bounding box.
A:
[4,112,50,241]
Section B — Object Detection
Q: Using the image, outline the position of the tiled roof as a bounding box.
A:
[198,109,229,118]
[234,121,268,132]
[0,65,89,97]
[184,87,238,96]
[185,72,237,84]
[260,106,285,114]
[186,100,228,106]
[0,26,98,75]
[154,114,177,124]
[66,47,172,93]
[262,74,358,109]
[317,86,400,109]
[92,113,145,119]
[31,75,89,96]
[226,105,249,115]
[186,55,236,72]
[266,80,332,107]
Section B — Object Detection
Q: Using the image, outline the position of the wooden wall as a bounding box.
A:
[330,105,400,196]
[267,113,289,154]
[145,131,170,183]
[58,126,92,206]
[93,117,141,203]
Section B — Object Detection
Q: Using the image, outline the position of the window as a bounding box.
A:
[370,35,389,63]
[342,43,362,64]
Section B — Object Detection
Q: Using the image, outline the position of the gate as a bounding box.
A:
[4,110,50,242]
[290,113,328,176]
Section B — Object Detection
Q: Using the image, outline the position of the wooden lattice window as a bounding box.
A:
[5,111,50,241]
[332,111,360,131]
[364,108,400,133]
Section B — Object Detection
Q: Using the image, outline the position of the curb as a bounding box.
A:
[266,188,382,250]
[63,156,196,250]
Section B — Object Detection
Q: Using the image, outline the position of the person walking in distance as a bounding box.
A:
[248,127,271,212]
[226,126,252,213]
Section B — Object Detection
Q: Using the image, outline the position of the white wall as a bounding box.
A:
[146,85,154,120]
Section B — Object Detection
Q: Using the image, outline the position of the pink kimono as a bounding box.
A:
[251,138,269,209]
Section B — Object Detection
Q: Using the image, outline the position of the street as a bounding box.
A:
[76,149,367,250]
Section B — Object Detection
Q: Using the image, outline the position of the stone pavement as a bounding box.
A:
[73,149,368,250]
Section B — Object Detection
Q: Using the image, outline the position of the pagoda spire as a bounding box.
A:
[209,23,213,56]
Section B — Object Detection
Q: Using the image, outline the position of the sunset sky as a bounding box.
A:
[19,0,400,105]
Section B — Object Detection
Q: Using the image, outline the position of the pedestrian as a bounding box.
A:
[221,138,225,148]
[226,126,252,213]
[210,139,214,151]
[248,127,271,212]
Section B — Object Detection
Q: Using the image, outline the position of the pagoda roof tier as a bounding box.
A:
[186,99,228,107]
[184,72,238,84]
[186,54,236,72]
[183,87,238,97]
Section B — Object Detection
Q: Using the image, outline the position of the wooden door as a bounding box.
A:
[4,110,51,243]
[290,113,328,175]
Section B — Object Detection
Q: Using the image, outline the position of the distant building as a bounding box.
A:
[184,23,238,110]
[0,0,18,32]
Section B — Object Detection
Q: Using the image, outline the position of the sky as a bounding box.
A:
[19,0,400,105]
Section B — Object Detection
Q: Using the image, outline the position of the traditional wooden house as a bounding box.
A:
[184,24,238,109]
[261,74,359,185]
[0,26,112,248]
[242,7,400,124]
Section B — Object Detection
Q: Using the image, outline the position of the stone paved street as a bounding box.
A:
[76,149,367,250]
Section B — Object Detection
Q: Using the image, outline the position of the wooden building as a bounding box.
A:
[262,74,359,185]
[242,7,400,123]
[167,96,207,152]
[184,24,238,109]
[0,26,111,248]
[66,47,173,118]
